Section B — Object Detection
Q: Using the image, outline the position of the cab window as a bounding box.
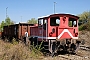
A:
[69,17,77,27]
[38,19,43,27]
[50,17,60,26]
[43,20,47,30]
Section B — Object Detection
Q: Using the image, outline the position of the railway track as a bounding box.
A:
[57,45,90,60]
[79,45,90,51]
[58,53,85,60]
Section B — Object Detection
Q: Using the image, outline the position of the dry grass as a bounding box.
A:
[79,31,90,46]
[0,40,44,60]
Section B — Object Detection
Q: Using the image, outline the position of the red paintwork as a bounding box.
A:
[30,14,79,41]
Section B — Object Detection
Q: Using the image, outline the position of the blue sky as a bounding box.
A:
[0,0,90,23]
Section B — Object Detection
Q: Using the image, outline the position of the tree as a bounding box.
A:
[27,18,37,24]
[5,17,14,26]
[0,17,15,32]
[78,11,90,24]
[0,23,1,32]
[0,21,5,32]
[78,11,90,31]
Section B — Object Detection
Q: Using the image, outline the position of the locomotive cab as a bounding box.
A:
[46,14,79,40]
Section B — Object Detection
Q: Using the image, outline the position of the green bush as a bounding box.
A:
[87,21,90,31]
[79,24,86,31]
[79,21,90,31]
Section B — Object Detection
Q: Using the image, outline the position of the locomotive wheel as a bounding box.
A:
[29,37,33,45]
[30,37,37,46]
[51,51,55,57]
[51,42,56,57]
[70,43,77,54]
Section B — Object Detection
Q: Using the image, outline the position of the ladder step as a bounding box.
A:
[44,49,49,50]
[44,45,49,46]
[44,42,48,44]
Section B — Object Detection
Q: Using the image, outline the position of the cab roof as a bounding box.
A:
[38,13,79,20]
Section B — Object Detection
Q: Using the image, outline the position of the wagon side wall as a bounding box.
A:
[0,32,2,37]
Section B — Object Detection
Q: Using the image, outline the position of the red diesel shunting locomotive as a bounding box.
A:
[30,13,80,56]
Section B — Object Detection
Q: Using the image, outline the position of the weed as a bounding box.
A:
[12,37,18,45]
[30,41,44,58]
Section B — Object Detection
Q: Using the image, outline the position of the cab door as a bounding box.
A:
[48,17,60,38]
